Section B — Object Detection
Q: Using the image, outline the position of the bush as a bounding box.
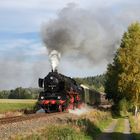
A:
[118,98,129,116]
[45,125,90,140]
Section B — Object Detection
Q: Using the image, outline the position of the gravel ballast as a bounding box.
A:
[0,113,77,140]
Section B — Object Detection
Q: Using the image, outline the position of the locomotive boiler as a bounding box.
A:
[38,70,84,112]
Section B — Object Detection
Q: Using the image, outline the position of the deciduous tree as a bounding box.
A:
[105,22,140,115]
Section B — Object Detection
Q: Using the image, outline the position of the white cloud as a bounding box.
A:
[24,45,47,56]
[0,0,140,89]
[0,36,50,89]
[0,38,47,56]
[0,0,83,10]
[0,0,129,10]
[0,0,131,32]
[0,59,50,90]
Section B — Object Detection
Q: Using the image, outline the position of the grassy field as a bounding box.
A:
[0,99,37,113]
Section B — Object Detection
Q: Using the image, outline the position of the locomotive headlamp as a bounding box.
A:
[58,96,61,99]
[41,96,44,99]
[50,76,53,80]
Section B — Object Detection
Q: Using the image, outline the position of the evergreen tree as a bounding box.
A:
[74,74,105,91]
[105,22,140,115]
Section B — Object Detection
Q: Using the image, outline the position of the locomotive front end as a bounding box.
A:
[38,70,84,113]
[38,71,67,112]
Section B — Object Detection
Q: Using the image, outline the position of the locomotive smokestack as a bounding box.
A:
[51,69,58,73]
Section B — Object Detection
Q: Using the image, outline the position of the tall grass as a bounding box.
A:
[114,118,125,132]
[129,114,140,140]
[13,125,91,140]
[79,110,112,138]
[12,110,112,140]
[112,118,125,140]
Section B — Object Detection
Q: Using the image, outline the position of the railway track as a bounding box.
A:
[0,112,66,125]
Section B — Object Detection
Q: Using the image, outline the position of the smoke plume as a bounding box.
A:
[42,3,139,71]
[42,3,119,69]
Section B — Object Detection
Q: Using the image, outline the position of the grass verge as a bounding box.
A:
[112,118,125,140]
[129,114,140,140]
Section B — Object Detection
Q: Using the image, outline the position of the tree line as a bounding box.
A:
[0,87,40,99]
[105,22,140,116]
[74,74,106,92]
[0,74,106,99]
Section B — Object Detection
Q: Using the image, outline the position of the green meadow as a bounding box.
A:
[0,99,37,113]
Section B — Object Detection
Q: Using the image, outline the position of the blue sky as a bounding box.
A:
[0,0,140,89]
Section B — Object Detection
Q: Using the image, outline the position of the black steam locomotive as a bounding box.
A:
[38,71,84,112]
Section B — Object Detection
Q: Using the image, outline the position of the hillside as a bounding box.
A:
[74,74,106,92]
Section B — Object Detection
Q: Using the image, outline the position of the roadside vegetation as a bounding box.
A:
[11,110,112,140]
[112,118,125,140]
[114,118,124,133]
[129,114,140,140]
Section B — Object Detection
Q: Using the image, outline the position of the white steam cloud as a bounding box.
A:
[49,50,61,71]
[69,104,92,115]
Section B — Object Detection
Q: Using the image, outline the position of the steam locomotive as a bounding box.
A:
[38,70,84,112]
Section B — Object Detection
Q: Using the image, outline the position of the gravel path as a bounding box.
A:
[0,113,77,140]
[96,118,135,140]
[96,119,118,140]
